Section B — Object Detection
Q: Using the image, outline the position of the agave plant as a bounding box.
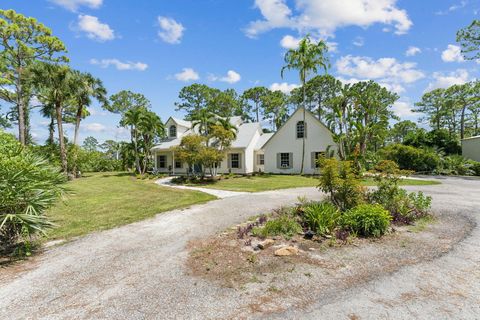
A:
[0,131,66,253]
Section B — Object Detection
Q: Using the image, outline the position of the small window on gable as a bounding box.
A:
[296,121,306,139]
[169,125,177,138]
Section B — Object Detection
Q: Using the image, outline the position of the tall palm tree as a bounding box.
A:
[137,110,165,173]
[31,62,75,174]
[71,71,108,146]
[120,106,144,173]
[281,35,329,174]
[216,117,238,139]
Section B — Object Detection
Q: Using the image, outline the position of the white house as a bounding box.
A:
[462,135,480,162]
[263,107,336,175]
[151,107,336,175]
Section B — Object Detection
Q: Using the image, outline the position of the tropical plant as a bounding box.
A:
[302,201,340,236]
[252,214,302,239]
[318,157,365,211]
[281,35,330,174]
[31,62,75,174]
[0,9,67,145]
[379,144,441,173]
[341,204,391,237]
[0,130,66,254]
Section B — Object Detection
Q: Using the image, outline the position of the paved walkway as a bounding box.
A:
[155,176,248,198]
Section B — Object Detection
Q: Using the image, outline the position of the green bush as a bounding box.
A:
[341,204,391,237]
[0,131,66,254]
[318,158,366,211]
[252,214,302,239]
[379,144,441,173]
[470,161,480,176]
[303,202,340,236]
[440,155,475,175]
[408,192,432,216]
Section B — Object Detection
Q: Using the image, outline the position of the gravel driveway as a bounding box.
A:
[0,177,479,319]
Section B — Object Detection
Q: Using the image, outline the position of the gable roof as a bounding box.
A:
[254,132,274,150]
[168,117,191,128]
[261,106,334,149]
[231,122,262,148]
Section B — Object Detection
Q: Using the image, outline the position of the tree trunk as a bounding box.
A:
[55,101,68,174]
[460,105,466,140]
[16,70,26,146]
[73,106,83,146]
[48,116,55,144]
[300,75,306,175]
[132,125,141,174]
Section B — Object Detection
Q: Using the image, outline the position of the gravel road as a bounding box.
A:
[0,177,479,319]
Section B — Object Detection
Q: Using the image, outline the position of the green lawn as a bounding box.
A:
[46,172,215,240]
[182,174,441,192]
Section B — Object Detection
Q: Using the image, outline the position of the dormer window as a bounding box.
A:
[296,121,306,139]
[169,125,177,138]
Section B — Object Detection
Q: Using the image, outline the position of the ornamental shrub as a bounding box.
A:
[379,144,441,173]
[341,204,391,237]
[0,131,66,254]
[252,214,302,239]
[302,201,340,236]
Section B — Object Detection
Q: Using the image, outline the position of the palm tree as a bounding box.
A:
[281,35,329,174]
[31,62,75,174]
[216,117,238,139]
[120,106,144,174]
[71,71,108,146]
[191,108,218,137]
[137,110,165,174]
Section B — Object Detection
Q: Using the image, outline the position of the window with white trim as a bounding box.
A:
[280,153,290,168]
[169,125,177,138]
[257,154,265,165]
[230,153,240,168]
[175,160,182,168]
[157,155,166,168]
[296,121,305,139]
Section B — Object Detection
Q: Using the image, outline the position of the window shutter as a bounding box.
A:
[288,153,293,169]
[276,153,281,169]
[227,154,231,169]
[311,152,316,169]
[304,122,307,138]
[238,153,242,169]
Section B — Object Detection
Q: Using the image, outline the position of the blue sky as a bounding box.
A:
[3,0,479,144]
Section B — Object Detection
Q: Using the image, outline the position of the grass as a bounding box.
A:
[408,215,436,233]
[181,174,441,192]
[46,172,215,240]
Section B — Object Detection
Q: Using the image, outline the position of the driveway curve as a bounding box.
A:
[0,177,479,319]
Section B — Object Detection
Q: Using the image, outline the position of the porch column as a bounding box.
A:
[172,151,175,175]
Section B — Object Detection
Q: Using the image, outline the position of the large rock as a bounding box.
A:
[258,239,274,250]
[274,246,299,256]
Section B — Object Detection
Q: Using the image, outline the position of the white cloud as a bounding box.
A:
[270,82,300,93]
[83,123,106,133]
[280,34,338,52]
[436,0,468,15]
[392,101,415,118]
[405,46,421,56]
[174,68,199,81]
[336,55,425,93]
[353,36,364,47]
[90,58,148,71]
[246,0,412,38]
[210,70,241,84]
[77,15,115,41]
[50,0,102,11]
[157,16,185,44]
[426,69,470,91]
[441,44,464,62]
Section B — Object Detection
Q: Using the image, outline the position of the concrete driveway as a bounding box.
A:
[0,177,479,319]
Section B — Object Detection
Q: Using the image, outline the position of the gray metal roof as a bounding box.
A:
[254,132,274,150]
[231,122,261,148]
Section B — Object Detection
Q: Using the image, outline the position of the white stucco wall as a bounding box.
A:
[462,136,480,162]
[263,107,336,175]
